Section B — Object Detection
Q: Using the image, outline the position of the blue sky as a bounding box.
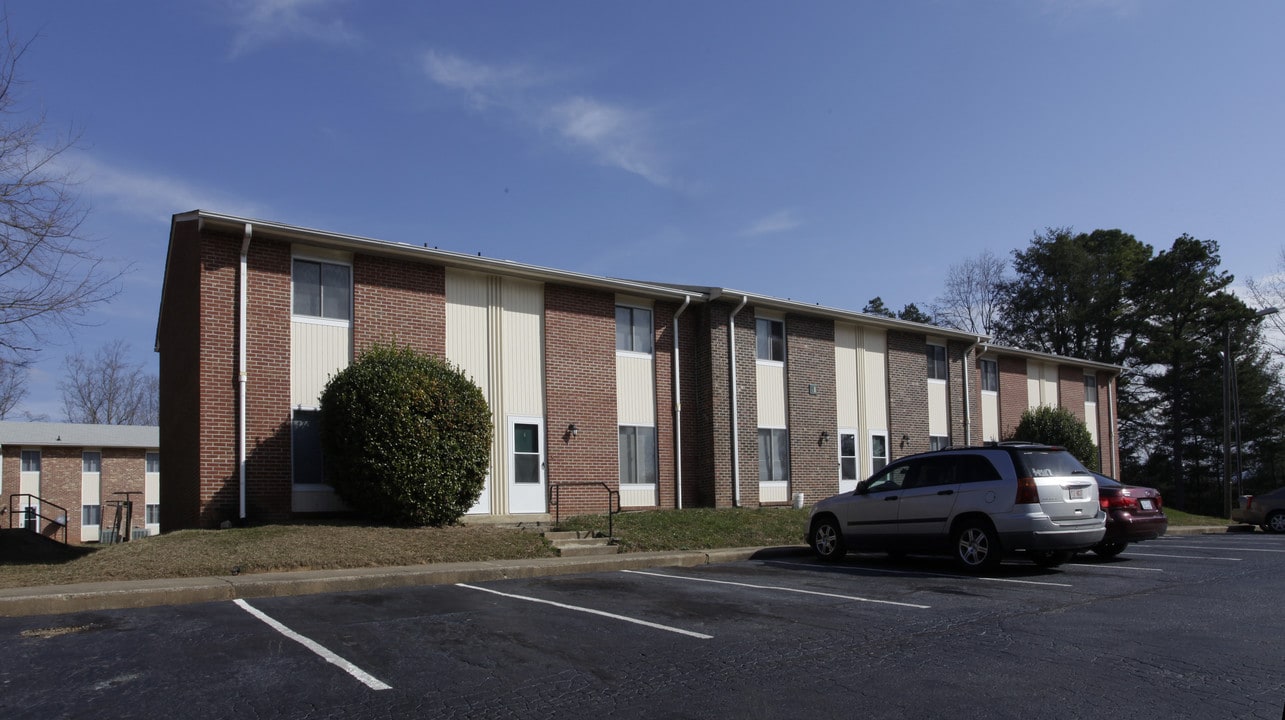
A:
[9,0,1285,419]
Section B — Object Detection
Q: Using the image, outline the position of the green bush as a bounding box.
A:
[1008,405,1100,472]
[319,344,493,526]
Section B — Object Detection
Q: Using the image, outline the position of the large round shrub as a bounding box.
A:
[1008,405,1100,472]
[319,344,492,526]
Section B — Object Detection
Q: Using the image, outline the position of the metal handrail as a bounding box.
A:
[550,482,621,540]
[7,493,69,545]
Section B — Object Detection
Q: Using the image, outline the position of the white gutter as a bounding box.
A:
[728,295,749,507]
[238,223,252,520]
[672,295,691,509]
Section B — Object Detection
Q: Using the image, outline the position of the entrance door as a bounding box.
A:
[19,450,40,531]
[508,417,546,514]
[838,429,859,493]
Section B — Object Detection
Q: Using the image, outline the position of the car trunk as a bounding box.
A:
[1015,450,1100,522]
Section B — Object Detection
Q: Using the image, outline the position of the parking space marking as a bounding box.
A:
[233,599,392,691]
[1125,552,1242,561]
[456,583,714,639]
[770,560,1073,587]
[1159,544,1285,554]
[1064,562,1164,573]
[623,569,931,608]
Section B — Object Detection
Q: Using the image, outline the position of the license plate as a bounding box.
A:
[1069,487,1085,500]
[1139,499,1155,510]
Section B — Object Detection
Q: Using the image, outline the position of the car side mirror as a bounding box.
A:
[855,480,868,495]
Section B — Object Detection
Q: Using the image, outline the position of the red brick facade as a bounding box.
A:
[784,314,838,506]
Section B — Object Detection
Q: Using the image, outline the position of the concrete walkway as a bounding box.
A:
[0,526,1236,618]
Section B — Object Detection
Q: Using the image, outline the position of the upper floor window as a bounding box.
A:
[615,306,653,354]
[756,318,784,362]
[980,359,999,392]
[20,450,39,472]
[927,344,947,380]
[146,452,160,474]
[292,259,351,321]
[82,452,102,474]
[1084,374,1099,403]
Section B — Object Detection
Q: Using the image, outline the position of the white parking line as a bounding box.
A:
[1160,544,1285,554]
[456,583,714,639]
[1125,552,1242,561]
[1065,562,1164,573]
[623,569,930,607]
[233,599,392,691]
[771,560,1073,587]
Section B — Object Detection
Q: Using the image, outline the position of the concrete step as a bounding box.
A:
[542,529,618,557]
[543,530,599,541]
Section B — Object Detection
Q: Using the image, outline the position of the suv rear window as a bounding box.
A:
[1014,449,1090,478]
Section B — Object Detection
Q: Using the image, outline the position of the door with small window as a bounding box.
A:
[508,417,546,514]
[838,429,859,493]
[19,450,40,531]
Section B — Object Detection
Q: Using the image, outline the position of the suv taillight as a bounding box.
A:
[1101,495,1139,510]
[1244,496,1254,511]
[1015,477,1040,505]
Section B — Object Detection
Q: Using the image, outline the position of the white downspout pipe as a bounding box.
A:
[672,295,690,509]
[728,295,749,507]
[238,223,252,521]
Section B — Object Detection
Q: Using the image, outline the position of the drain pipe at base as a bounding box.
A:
[238,223,251,521]
[727,295,749,507]
[673,295,691,509]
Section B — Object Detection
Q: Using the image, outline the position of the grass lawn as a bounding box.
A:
[0,505,1230,590]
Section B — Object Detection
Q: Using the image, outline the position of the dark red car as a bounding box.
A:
[1090,473,1167,557]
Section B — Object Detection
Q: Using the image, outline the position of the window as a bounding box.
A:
[870,433,888,472]
[513,423,541,484]
[927,344,947,380]
[866,462,911,493]
[758,429,790,482]
[839,432,858,481]
[615,306,653,354]
[619,426,658,484]
[756,318,784,362]
[20,450,39,472]
[980,359,999,393]
[146,452,160,473]
[82,505,101,526]
[146,504,160,524]
[930,436,950,452]
[292,259,351,321]
[1084,374,1099,403]
[291,409,325,485]
[82,451,102,473]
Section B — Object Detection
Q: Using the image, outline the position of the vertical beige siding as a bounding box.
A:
[81,465,101,542]
[981,392,1000,442]
[617,354,656,425]
[1027,361,1059,408]
[834,323,859,429]
[1086,400,1100,445]
[928,380,949,436]
[862,329,888,432]
[291,321,352,406]
[757,362,787,428]
[445,270,492,395]
[501,278,544,417]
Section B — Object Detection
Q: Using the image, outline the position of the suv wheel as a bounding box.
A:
[953,520,1001,573]
[810,517,846,562]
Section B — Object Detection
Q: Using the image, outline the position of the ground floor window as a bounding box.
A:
[839,431,858,481]
[758,428,790,483]
[619,426,657,484]
[292,409,325,484]
[930,435,950,451]
[146,504,160,524]
[870,432,889,472]
[82,505,101,526]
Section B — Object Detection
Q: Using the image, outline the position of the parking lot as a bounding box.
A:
[4,533,1284,719]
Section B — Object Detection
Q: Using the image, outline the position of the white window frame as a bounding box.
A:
[980,358,999,393]
[615,304,654,357]
[927,343,948,382]
[838,428,859,490]
[756,317,785,363]
[757,427,790,483]
[1084,373,1099,404]
[291,255,353,325]
[618,425,658,485]
[930,435,950,452]
[869,431,889,473]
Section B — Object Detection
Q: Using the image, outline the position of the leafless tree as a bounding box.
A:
[1245,246,1285,361]
[930,249,1009,337]
[59,340,157,425]
[0,358,25,418]
[0,17,121,361]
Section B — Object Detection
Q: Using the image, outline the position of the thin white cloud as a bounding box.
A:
[741,209,802,237]
[421,49,673,189]
[224,0,359,58]
[68,153,266,223]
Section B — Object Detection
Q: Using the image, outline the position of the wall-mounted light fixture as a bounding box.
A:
[568,423,579,438]
[900,433,910,448]
[819,430,830,446]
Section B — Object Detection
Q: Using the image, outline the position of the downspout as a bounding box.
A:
[238,223,252,521]
[672,295,690,509]
[1107,372,1119,478]
[727,295,749,507]
[961,337,983,447]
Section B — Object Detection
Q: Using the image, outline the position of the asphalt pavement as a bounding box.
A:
[0,525,1234,617]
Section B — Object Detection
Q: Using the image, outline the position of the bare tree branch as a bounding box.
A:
[930,249,1009,336]
[59,340,157,425]
[0,357,25,418]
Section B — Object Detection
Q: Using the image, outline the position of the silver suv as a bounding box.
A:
[807,443,1106,571]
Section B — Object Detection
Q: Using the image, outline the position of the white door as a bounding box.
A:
[838,429,859,493]
[508,417,546,514]
[19,450,40,530]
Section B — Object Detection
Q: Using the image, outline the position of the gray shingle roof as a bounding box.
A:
[0,422,159,449]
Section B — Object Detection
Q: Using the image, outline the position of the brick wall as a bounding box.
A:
[194,226,240,528]
[784,314,837,507]
[1098,371,1118,476]
[998,355,1028,440]
[158,219,203,530]
[699,300,759,508]
[947,340,971,446]
[653,299,678,510]
[887,330,929,459]
[3,446,150,544]
[353,255,445,357]
[243,239,293,523]
[1059,366,1087,423]
[544,285,618,518]
[686,304,716,506]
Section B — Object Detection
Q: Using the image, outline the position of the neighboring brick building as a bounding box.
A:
[0,422,160,544]
[156,211,1122,530]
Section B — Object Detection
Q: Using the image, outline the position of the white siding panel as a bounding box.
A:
[756,362,787,428]
[1043,364,1059,406]
[928,381,948,436]
[982,392,1000,442]
[1027,361,1040,408]
[81,469,100,542]
[620,485,656,507]
[863,329,888,431]
[834,323,859,429]
[501,278,544,417]
[760,481,788,503]
[446,270,491,395]
[617,354,655,425]
[1085,401,1100,445]
[291,321,351,407]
